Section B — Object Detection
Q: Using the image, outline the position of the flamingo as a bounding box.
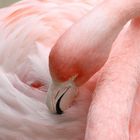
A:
[47,0,140,140]
[0,0,140,140]
[47,0,140,113]
[0,0,94,140]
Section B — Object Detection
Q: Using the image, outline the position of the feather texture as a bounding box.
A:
[0,0,93,139]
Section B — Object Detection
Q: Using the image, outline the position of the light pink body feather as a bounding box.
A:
[0,0,93,139]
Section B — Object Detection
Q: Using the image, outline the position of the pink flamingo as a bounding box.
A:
[47,0,140,140]
[0,0,140,140]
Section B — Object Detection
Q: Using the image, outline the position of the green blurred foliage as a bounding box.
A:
[0,0,20,8]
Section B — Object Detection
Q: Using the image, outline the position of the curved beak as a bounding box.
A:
[46,81,78,114]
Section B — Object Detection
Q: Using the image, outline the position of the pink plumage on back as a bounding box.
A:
[0,0,93,139]
[0,0,92,85]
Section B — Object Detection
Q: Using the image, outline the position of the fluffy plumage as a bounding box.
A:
[0,0,93,139]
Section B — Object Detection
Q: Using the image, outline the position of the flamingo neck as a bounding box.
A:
[49,1,140,87]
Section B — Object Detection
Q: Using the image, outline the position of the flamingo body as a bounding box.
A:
[0,0,93,139]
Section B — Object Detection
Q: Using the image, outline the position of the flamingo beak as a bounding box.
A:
[46,81,78,114]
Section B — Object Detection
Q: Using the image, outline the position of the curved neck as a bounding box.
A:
[49,0,140,86]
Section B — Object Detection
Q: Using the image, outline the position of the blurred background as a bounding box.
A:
[0,0,20,8]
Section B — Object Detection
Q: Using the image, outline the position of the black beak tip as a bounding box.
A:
[56,93,65,115]
[56,109,63,115]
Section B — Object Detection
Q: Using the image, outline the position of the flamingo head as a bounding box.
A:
[46,26,98,114]
[46,37,89,114]
[46,76,78,114]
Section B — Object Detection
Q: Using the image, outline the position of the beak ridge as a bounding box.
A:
[46,81,78,114]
